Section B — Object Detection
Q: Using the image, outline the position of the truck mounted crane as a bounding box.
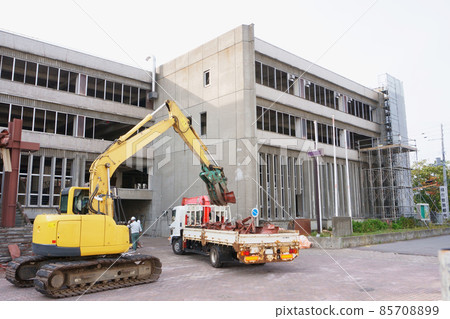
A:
[6,100,235,298]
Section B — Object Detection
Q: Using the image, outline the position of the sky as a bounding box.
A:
[1,0,449,164]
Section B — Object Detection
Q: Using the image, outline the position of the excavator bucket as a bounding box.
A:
[199,164,235,206]
[224,191,236,204]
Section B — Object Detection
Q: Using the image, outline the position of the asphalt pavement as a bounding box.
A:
[0,234,446,301]
[355,235,450,256]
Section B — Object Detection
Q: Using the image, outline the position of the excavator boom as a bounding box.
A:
[88,100,235,216]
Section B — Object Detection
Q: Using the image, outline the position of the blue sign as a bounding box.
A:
[307,149,323,157]
[251,208,259,218]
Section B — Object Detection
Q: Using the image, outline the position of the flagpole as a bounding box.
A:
[333,116,338,217]
[344,129,352,218]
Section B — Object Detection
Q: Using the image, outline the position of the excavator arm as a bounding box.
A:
[89,100,235,217]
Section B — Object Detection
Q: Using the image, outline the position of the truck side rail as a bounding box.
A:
[182,228,300,247]
[183,228,237,246]
[185,205,231,227]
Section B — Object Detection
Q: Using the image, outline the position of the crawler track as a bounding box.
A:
[33,254,161,298]
[6,254,162,298]
[6,255,49,287]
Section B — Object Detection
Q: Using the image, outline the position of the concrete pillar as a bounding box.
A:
[332,216,352,237]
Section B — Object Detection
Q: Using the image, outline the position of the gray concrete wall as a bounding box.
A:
[0,30,152,83]
[255,38,381,102]
[0,34,157,222]
[151,25,257,232]
[311,227,450,249]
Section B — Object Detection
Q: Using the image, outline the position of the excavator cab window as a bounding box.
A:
[59,194,68,214]
[73,189,90,214]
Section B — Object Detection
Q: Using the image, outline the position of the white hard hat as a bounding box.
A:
[131,216,136,221]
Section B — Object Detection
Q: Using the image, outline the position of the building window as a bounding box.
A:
[123,85,131,104]
[266,154,272,219]
[48,67,58,89]
[256,106,263,130]
[306,120,315,141]
[37,64,48,87]
[114,82,122,102]
[258,153,265,218]
[273,155,279,219]
[255,61,262,84]
[255,61,376,122]
[200,112,207,135]
[96,78,105,99]
[18,154,28,206]
[0,103,10,126]
[34,109,45,132]
[45,111,56,133]
[69,72,78,93]
[16,155,74,208]
[139,88,147,107]
[203,70,210,87]
[105,81,114,101]
[22,107,33,130]
[13,59,25,83]
[11,104,22,122]
[87,76,96,97]
[276,70,287,92]
[25,62,37,85]
[256,106,297,137]
[288,74,298,95]
[290,116,295,136]
[29,155,40,206]
[59,70,69,91]
[1,56,13,80]
[53,158,62,206]
[130,86,139,106]
[263,64,275,88]
[0,55,149,108]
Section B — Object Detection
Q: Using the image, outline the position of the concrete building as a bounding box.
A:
[0,30,156,226]
[0,24,414,235]
[152,24,414,234]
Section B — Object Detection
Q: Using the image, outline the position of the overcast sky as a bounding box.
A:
[1,0,449,163]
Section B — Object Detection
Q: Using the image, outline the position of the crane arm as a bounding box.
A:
[88,100,235,217]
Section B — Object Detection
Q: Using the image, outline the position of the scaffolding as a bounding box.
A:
[359,142,417,219]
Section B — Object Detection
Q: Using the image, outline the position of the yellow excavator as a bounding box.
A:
[6,100,235,298]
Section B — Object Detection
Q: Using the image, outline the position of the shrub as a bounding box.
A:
[391,222,401,230]
[352,220,363,233]
[352,219,388,233]
[393,216,417,229]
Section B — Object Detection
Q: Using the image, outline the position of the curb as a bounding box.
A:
[308,227,450,249]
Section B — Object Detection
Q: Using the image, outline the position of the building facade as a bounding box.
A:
[0,30,156,227]
[152,24,405,235]
[0,25,413,235]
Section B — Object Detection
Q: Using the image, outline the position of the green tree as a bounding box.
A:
[411,160,450,212]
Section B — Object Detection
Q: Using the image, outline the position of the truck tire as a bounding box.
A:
[172,237,185,255]
[209,245,223,268]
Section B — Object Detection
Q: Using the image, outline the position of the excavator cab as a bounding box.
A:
[59,187,90,215]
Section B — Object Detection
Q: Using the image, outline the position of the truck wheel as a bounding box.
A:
[209,245,223,268]
[172,238,185,255]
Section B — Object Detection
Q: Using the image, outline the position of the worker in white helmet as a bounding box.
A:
[127,216,142,250]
